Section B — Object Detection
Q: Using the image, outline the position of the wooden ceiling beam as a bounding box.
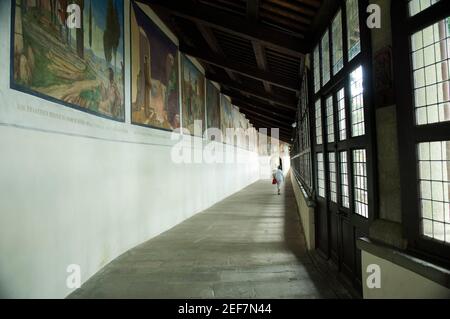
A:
[221,89,297,116]
[252,41,272,94]
[217,83,296,111]
[180,43,300,92]
[264,0,317,16]
[236,105,291,127]
[142,0,309,56]
[196,23,239,82]
[235,103,294,123]
[247,117,292,134]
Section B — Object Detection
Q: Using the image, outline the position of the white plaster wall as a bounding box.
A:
[361,251,450,299]
[0,0,260,298]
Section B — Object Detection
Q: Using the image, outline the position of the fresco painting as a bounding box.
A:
[131,2,179,130]
[12,0,125,121]
[206,80,220,130]
[181,55,205,136]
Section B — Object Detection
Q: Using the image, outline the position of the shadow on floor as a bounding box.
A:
[68,176,353,299]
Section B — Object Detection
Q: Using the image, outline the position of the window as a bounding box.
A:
[314,45,321,93]
[411,17,450,125]
[329,153,338,203]
[409,0,440,16]
[332,10,344,75]
[353,149,369,218]
[346,0,361,61]
[317,153,326,198]
[321,30,331,86]
[418,141,450,244]
[393,1,450,258]
[350,66,365,137]
[315,99,323,145]
[340,151,350,208]
[292,72,313,193]
[326,96,335,143]
[337,88,347,141]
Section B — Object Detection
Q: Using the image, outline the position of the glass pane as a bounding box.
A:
[353,149,369,218]
[318,153,326,198]
[322,30,331,85]
[326,96,335,143]
[314,45,321,93]
[346,0,361,61]
[350,66,365,137]
[329,153,338,203]
[332,10,344,75]
[411,17,450,125]
[418,141,450,244]
[315,99,323,145]
[409,0,440,17]
[340,151,350,208]
[337,88,347,141]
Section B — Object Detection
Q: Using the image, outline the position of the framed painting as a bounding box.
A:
[130,1,180,131]
[220,94,232,143]
[206,80,220,131]
[11,0,126,122]
[181,54,205,136]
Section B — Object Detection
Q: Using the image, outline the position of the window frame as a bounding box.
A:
[311,0,377,225]
[292,71,314,195]
[392,0,450,262]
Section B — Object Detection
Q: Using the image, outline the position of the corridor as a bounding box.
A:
[69,177,351,299]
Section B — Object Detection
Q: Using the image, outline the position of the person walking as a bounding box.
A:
[273,166,285,195]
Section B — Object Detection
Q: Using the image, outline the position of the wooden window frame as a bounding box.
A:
[311,0,377,226]
[392,0,450,263]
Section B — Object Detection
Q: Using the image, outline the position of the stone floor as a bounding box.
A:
[69,176,352,299]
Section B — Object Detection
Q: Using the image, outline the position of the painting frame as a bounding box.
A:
[130,0,180,132]
[180,53,205,138]
[10,0,127,123]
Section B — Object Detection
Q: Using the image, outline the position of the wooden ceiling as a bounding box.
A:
[140,0,326,143]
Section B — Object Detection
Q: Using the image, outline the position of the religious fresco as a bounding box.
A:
[206,80,220,130]
[181,54,205,136]
[12,0,125,121]
[131,1,179,130]
[232,106,241,130]
[220,94,232,133]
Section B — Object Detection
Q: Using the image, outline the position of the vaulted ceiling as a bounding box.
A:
[140,0,332,143]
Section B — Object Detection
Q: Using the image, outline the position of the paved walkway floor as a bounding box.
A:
[69,176,351,299]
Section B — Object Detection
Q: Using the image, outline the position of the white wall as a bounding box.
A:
[0,0,260,298]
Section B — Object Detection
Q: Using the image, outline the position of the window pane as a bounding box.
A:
[346,0,361,61]
[350,66,366,137]
[409,0,440,17]
[321,30,331,85]
[418,141,450,244]
[317,153,326,198]
[315,99,323,145]
[337,88,347,141]
[329,153,338,203]
[411,17,450,125]
[332,10,344,75]
[353,149,369,218]
[314,45,321,93]
[340,151,350,208]
[326,96,335,143]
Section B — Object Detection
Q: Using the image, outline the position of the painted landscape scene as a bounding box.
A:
[12,0,125,121]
